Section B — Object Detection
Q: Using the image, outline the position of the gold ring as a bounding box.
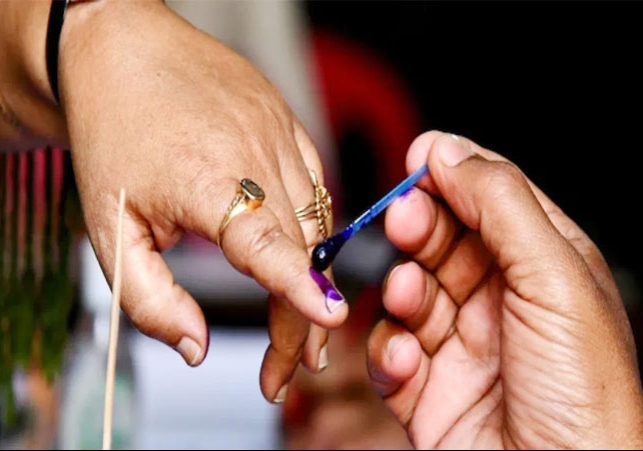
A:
[218,178,265,247]
[295,169,332,240]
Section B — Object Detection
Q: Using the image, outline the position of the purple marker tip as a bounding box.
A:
[309,267,345,313]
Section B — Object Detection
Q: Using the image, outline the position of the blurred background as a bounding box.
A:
[1,1,642,449]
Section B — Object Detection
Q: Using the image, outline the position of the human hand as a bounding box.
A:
[367,131,643,448]
[284,339,413,450]
[282,294,412,450]
[57,0,347,402]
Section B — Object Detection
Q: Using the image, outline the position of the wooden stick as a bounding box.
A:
[102,188,126,451]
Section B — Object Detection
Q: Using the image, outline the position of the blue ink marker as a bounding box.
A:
[312,163,429,272]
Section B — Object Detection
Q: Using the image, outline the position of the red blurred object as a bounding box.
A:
[312,28,422,203]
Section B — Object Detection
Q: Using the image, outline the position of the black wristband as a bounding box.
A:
[46,0,70,105]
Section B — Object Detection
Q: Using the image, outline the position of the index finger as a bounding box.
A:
[408,131,615,297]
[218,178,348,402]
[218,183,348,329]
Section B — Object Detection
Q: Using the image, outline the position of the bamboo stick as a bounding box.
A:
[102,188,126,451]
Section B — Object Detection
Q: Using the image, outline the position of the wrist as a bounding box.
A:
[57,0,169,111]
[57,0,187,138]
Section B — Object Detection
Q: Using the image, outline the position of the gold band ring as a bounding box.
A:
[218,178,265,247]
[295,169,332,240]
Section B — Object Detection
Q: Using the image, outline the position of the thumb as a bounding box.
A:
[89,206,209,368]
[426,133,587,309]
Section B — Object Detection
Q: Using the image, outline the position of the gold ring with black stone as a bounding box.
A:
[217,178,265,247]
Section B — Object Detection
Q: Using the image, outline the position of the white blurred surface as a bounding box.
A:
[131,328,281,450]
[70,237,281,450]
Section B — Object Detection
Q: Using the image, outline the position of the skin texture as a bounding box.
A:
[0,0,348,403]
[367,131,643,449]
[283,325,413,450]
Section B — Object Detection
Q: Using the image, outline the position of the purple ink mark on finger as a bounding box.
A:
[400,186,415,199]
[309,267,345,313]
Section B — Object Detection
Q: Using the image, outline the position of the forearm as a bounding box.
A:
[0,0,68,149]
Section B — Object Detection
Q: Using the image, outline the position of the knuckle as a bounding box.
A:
[245,215,284,258]
[273,335,305,359]
[483,161,528,202]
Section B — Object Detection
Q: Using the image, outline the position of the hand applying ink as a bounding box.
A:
[366,131,643,449]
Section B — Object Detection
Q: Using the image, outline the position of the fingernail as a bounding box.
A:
[325,291,345,314]
[387,334,409,360]
[318,344,329,372]
[309,268,346,314]
[383,262,403,293]
[176,337,202,367]
[439,134,474,167]
[273,384,289,404]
